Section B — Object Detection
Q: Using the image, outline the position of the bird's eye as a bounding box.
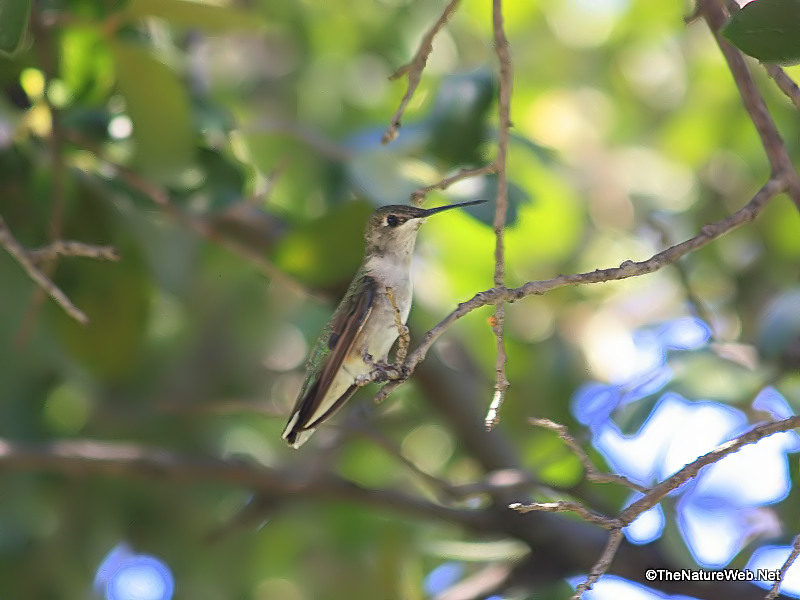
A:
[386,214,401,227]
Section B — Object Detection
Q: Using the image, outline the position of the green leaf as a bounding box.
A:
[0,0,30,57]
[123,0,266,31]
[60,27,114,104]
[51,242,151,382]
[723,0,800,64]
[110,40,195,181]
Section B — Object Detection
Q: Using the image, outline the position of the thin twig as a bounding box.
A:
[382,0,461,144]
[510,501,620,529]
[16,10,69,344]
[763,65,800,111]
[572,529,624,599]
[374,175,785,403]
[619,415,800,524]
[700,0,800,209]
[529,418,649,493]
[28,241,120,264]
[647,216,717,337]
[766,533,800,600]
[484,0,513,431]
[0,217,89,325]
[410,165,496,205]
[718,0,800,112]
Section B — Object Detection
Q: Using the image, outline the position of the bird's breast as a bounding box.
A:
[363,256,413,321]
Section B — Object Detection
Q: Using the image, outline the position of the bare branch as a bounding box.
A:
[374,175,785,404]
[382,0,461,144]
[510,500,620,529]
[766,533,800,600]
[484,0,513,431]
[0,436,789,599]
[764,64,800,111]
[572,529,624,599]
[530,418,649,493]
[15,14,70,343]
[411,165,496,205]
[619,415,800,524]
[0,438,492,530]
[719,0,800,112]
[0,217,89,325]
[28,240,120,264]
[699,0,800,209]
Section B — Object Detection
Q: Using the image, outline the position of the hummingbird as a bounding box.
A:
[282,199,486,448]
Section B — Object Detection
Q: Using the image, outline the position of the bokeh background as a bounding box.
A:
[1,0,800,599]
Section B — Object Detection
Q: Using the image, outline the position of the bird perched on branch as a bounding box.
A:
[283,199,485,448]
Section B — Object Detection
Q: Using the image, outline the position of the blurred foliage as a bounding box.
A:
[1,0,800,599]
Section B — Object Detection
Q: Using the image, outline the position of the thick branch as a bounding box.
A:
[0,438,490,530]
[0,435,787,599]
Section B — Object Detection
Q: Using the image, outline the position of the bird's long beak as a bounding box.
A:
[418,199,487,217]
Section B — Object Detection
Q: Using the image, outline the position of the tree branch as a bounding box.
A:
[381,0,461,144]
[410,165,496,205]
[766,533,800,600]
[484,0,513,431]
[619,415,800,525]
[511,416,800,598]
[28,240,120,264]
[511,500,620,529]
[0,216,91,325]
[0,438,491,530]
[375,175,785,404]
[0,434,789,599]
[763,64,800,111]
[572,529,624,599]
[699,0,800,209]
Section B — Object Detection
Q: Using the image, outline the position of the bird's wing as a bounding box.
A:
[283,275,376,444]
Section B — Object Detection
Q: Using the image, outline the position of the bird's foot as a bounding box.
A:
[360,349,406,384]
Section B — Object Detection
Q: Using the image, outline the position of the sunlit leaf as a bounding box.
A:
[60,27,114,103]
[109,40,194,181]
